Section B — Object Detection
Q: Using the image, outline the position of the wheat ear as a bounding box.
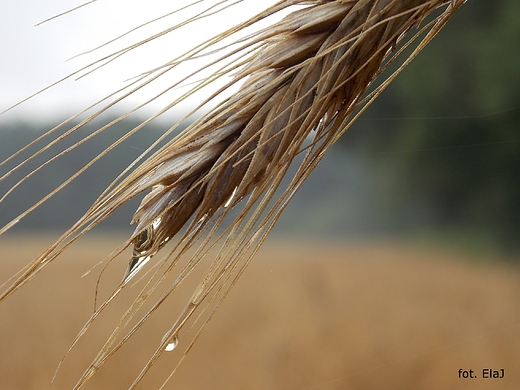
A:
[0,1,466,388]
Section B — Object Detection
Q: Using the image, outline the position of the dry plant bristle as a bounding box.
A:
[0,1,466,388]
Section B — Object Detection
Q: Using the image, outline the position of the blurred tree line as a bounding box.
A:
[0,118,186,233]
[339,0,520,251]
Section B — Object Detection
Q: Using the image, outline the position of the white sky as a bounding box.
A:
[0,0,281,122]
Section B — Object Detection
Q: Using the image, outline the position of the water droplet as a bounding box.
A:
[124,255,150,282]
[164,335,178,352]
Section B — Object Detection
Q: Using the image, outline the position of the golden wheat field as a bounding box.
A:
[1,234,519,390]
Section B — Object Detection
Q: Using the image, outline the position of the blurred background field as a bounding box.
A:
[1,235,520,389]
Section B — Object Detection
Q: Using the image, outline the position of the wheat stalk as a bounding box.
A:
[0,0,466,388]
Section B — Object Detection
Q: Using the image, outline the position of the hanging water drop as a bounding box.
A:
[124,255,151,282]
[124,219,160,281]
[164,335,179,352]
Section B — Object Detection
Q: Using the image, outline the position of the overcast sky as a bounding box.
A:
[0,0,280,122]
